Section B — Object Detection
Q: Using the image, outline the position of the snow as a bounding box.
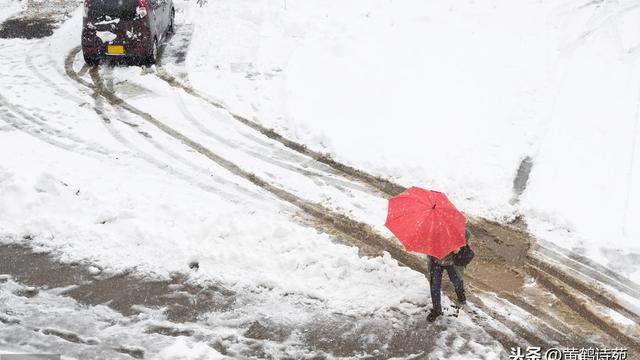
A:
[183,0,554,220]
[2,0,640,356]
[0,278,215,359]
[0,125,424,316]
[605,307,637,327]
[180,0,640,282]
[0,0,23,23]
[521,0,640,260]
[94,18,120,26]
[154,339,224,360]
[0,5,419,314]
[96,30,117,43]
[0,4,505,357]
[283,0,553,219]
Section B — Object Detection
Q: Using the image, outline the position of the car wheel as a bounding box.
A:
[83,53,99,66]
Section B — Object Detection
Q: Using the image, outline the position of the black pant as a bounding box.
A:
[430,261,465,313]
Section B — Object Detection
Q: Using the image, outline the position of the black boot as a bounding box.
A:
[456,288,466,305]
[427,309,443,322]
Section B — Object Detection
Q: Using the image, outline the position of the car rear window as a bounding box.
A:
[89,0,139,20]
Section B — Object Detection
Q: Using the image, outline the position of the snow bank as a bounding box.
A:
[521,0,640,261]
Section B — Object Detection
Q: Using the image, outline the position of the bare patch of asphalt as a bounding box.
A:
[0,18,56,39]
[0,243,234,323]
[0,0,77,39]
[58,46,640,356]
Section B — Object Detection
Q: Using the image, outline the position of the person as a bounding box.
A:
[426,225,471,322]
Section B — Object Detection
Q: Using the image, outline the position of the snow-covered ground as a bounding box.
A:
[0,1,506,358]
[0,0,23,23]
[2,0,640,357]
[178,0,640,282]
[522,0,640,282]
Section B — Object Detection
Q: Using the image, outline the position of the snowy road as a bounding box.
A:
[0,3,505,358]
[1,0,640,359]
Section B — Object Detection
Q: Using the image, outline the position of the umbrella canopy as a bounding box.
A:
[385,187,466,259]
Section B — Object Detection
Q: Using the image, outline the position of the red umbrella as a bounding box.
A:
[385,187,466,259]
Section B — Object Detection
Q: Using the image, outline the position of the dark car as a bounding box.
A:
[81,0,175,65]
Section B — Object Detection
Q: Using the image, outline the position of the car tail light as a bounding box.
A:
[136,0,148,18]
[83,0,88,17]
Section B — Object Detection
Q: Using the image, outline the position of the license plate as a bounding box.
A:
[107,45,125,55]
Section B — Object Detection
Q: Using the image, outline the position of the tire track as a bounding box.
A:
[95,66,262,200]
[466,278,581,347]
[87,67,248,203]
[0,91,111,157]
[141,9,373,198]
[157,28,374,195]
[170,87,376,196]
[536,240,640,301]
[0,44,111,158]
[526,263,640,351]
[467,291,561,348]
[155,70,403,198]
[469,219,640,351]
[528,254,640,324]
[51,44,255,203]
[26,41,86,105]
[0,102,85,154]
[489,221,640,325]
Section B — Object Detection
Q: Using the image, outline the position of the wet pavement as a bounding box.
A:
[0,18,56,39]
[0,244,501,359]
[0,244,234,323]
[0,0,78,39]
